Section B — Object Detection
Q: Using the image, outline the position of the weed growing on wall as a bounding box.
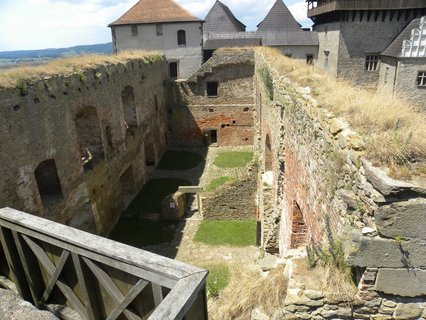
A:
[16,78,28,96]
[257,64,274,100]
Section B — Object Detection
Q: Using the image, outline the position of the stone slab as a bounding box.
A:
[347,233,426,268]
[362,159,426,197]
[375,198,426,240]
[376,269,426,297]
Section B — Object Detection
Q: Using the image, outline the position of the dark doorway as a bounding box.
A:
[169,62,178,78]
[35,159,63,209]
[210,129,218,144]
[203,50,214,62]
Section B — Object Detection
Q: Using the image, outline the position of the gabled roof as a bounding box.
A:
[257,0,302,32]
[204,1,246,34]
[109,0,201,26]
[381,18,421,58]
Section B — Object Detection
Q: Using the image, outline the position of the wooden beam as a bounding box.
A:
[106,279,147,320]
[152,283,163,307]
[0,227,31,301]
[178,186,204,193]
[21,235,86,319]
[72,253,100,320]
[148,272,207,320]
[42,250,70,302]
[82,257,142,320]
[11,231,44,308]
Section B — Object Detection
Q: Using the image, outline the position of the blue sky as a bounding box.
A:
[0,0,312,52]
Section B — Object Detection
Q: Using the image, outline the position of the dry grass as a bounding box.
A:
[208,264,287,320]
[257,47,426,177]
[0,50,162,89]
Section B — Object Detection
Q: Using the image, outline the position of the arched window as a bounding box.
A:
[75,106,104,167]
[290,201,308,249]
[121,86,137,128]
[265,134,272,171]
[177,30,186,46]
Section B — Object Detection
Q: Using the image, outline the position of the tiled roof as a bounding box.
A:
[204,1,246,35]
[381,18,420,58]
[109,0,201,26]
[257,0,302,32]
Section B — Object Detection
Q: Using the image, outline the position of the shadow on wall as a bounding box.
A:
[110,147,209,260]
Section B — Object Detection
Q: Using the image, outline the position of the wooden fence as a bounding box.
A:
[0,207,208,320]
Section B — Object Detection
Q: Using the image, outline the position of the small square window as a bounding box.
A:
[365,55,379,71]
[207,82,218,97]
[131,25,138,36]
[417,71,426,87]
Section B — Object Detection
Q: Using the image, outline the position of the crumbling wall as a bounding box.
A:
[255,52,426,317]
[167,49,255,146]
[203,163,258,220]
[0,58,168,235]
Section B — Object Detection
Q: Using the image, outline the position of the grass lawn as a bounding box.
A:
[109,218,176,247]
[125,178,190,215]
[156,150,203,170]
[213,151,253,168]
[194,220,256,246]
[205,176,233,192]
[201,264,230,299]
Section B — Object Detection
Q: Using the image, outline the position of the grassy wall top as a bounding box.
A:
[0,50,163,89]
[257,47,426,178]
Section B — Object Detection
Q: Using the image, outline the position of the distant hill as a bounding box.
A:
[0,42,113,60]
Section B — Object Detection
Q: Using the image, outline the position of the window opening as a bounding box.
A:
[365,55,379,71]
[177,30,186,45]
[207,82,218,97]
[35,159,63,209]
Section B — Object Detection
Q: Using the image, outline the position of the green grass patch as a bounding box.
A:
[109,218,176,247]
[213,151,253,168]
[205,176,233,192]
[202,264,230,299]
[157,150,203,170]
[194,220,256,246]
[125,178,190,214]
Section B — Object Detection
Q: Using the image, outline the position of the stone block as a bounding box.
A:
[376,269,426,297]
[362,159,426,197]
[348,233,426,268]
[394,303,423,320]
[375,198,426,240]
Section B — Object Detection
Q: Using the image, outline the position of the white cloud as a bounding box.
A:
[0,0,312,51]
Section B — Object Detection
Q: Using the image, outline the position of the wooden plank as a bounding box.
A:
[82,257,142,320]
[106,279,147,320]
[11,230,44,308]
[148,272,207,320]
[178,186,204,193]
[0,208,203,282]
[0,226,31,301]
[21,235,86,319]
[42,250,70,302]
[72,253,100,320]
[152,284,163,307]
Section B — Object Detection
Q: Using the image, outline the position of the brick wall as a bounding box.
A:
[167,49,255,147]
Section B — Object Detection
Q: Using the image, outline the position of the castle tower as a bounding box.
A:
[109,0,203,79]
[307,0,426,85]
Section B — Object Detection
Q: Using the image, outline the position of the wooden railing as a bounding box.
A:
[0,208,208,320]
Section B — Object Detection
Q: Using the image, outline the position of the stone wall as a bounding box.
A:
[255,51,426,317]
[394,58,426,110]
[314,11,413,85]
[0,58,168,235]
[203,162,258,220]
[166,49,255,146]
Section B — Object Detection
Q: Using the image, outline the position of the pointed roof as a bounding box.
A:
[204,1,246,34]
[257,0,301,32]
[109,0,201,26]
